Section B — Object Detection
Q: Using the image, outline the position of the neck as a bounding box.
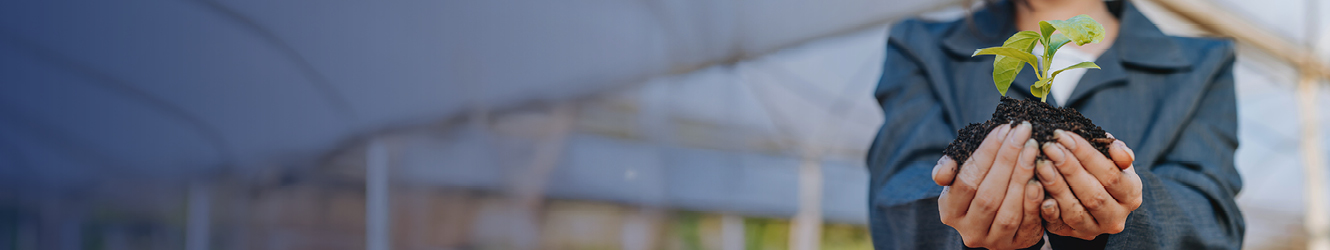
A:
[1014,0,1120,56]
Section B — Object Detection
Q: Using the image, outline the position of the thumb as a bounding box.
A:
[1108,140,1135,170]
[933,155,959,186]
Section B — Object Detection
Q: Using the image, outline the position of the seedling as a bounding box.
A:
[942,15,1115,166]
[970,14,1106,102]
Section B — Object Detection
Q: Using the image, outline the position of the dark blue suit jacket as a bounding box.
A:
[866,1,1243,249]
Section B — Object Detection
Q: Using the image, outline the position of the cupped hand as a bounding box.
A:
[1036,130,1143,240]
[934,122,1046,249]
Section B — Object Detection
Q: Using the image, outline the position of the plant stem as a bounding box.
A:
[1040,38,1052,103]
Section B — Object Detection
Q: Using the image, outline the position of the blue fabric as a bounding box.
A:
[866,1,1244,249]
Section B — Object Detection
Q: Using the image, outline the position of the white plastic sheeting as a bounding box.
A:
[2,0,1328,248]
[388,26,889,222]
[0,0,950,187]
[1201,0,1330,249]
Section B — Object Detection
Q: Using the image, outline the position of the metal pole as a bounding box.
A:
[1303,0,1329,248]
[1300,72,1327,250]
[791,157,823,250]
[509,102,574,249]
[186,182,212,250]
[721,214,745,250]
[367,140,390,250]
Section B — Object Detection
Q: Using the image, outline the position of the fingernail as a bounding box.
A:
[1105,132,1115,139]
[1116,141,1136,161]
[1111,139,1133,160]
[934,157,951,174]
[1042,200,1056,210]
[938,155,951,166]
[1007,123,1030,144]
[1036,160,1054,185]
[1026,180,1040,199]
[988,124,1005,137]
[1044,143,1065,161]
[1022,139,1038,168]
[1055,130,1077,150]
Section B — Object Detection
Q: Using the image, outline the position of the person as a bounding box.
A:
[865,0,1244,249]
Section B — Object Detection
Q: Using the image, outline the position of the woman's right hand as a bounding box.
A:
[933,122,1046,249]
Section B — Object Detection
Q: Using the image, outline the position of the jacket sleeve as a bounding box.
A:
[1053,42,1245,249]
[867,22,1046,250]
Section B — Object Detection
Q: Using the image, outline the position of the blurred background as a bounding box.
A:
[0,0,1327,249]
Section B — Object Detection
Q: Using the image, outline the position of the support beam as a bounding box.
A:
[791,158,823,250]
[721,214,746,250]
[186,182,212,250]
[1147,0,1330,80]
[1301,0,1327,246]
[367,140,390,250]
[1299,71,1327,250]
[508,102,575,250]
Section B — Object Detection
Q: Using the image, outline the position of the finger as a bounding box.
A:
[1073,136,1139,209]
[1010,139,1040,193]
[939,186,957,226]
[1034,157,1074,212]
[933,156,959,186]
[978,122,1033,244]
[1120,166,1144,211]
[1108,140,1134,170]
[1060,196,1101,237]
[1105,132,1138,165]
[1011,179,1044,248]
[1104,132,1133,170]
[969,122,1031,224]
[947,124,1012,219]
[1043,143,1109,232]
[1042,199,1098,240]
[998,138,1040,246]
[1056,130,1129,198]
[985,170,1030,245]
[1054,132,1139,223]
[1035,158,1086,234]
[957,123,1013,187]
[1040,198,1059,225]
[1040,198,1075,236]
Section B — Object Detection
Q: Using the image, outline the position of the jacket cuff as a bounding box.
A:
[1047,233,1108,249]
[961,236,1045,250]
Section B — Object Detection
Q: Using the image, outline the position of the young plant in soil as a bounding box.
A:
[944,15,1115,165]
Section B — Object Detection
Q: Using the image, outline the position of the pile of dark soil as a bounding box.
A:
[943,96,1112,165]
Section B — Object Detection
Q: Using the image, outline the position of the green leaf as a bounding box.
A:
[1003,31,1041,52]
[1031,78,1051,101]
[973,47,1039,67]
[1046,14,1106,46]
[1050,61,1101,80]
[991,31,1041,96]
[991,62,1019,96]
[1046,33,1072,61]
[1039,21,1057,43]
[974,47,1039,96]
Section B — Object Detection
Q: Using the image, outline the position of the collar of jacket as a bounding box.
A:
[940,0,1190,106]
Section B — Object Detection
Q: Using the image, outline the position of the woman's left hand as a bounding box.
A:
[1035,130,1143,240]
